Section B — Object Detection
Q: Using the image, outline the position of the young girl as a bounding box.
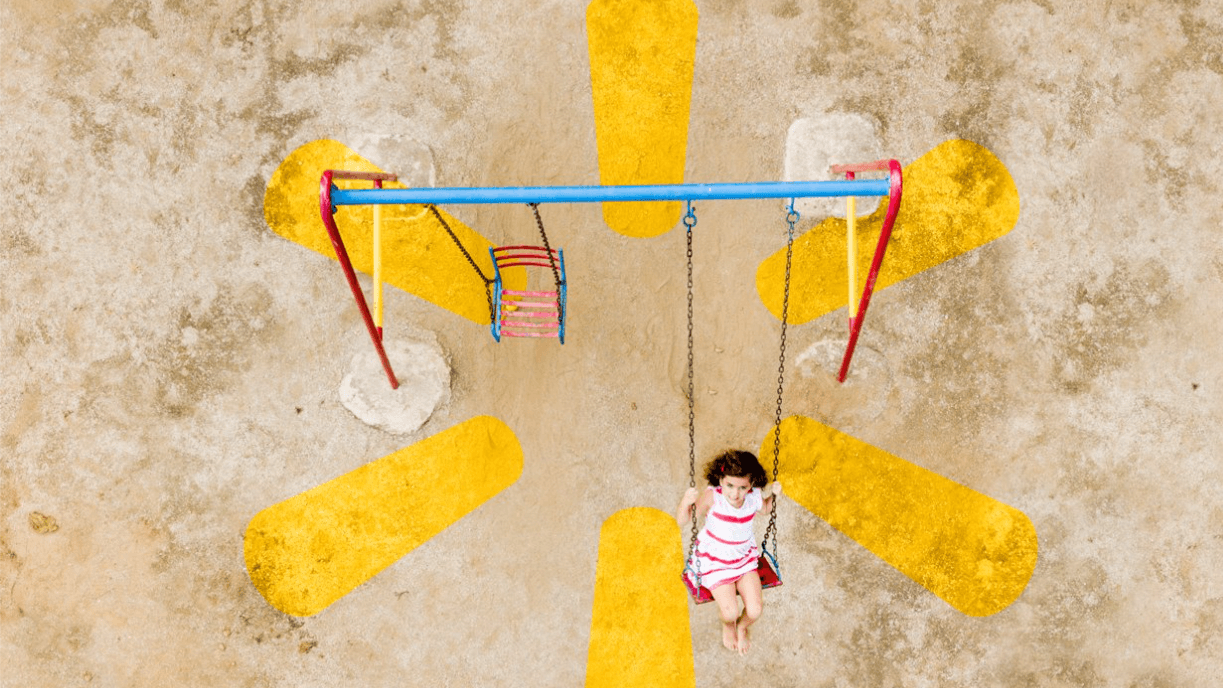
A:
[676,449,782,655]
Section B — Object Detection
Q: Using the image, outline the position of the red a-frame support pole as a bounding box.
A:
[829,160,903,383]
[319,170,400,389]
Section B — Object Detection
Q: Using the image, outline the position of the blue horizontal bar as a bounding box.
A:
[330,179,891,206]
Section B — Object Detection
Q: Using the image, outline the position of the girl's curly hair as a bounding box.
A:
[703,450,768,488]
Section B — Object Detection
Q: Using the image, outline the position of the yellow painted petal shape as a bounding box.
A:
[758,139,1021,323]
[764,416,1037,616]
[587,0,698,238]
[586,507,694,688]
[244,416,523,617]
[263,139,522,324]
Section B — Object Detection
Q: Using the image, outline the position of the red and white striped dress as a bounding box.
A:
[686,486,764,591]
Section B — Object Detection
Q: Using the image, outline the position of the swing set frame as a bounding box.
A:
[318,162,903,388]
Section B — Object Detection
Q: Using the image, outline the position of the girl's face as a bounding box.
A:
[719,474,753,508]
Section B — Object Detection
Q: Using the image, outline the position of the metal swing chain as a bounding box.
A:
[528,203,564,328]
[683,202,700,587]
[764,201,798,564]
[427,204,497,324]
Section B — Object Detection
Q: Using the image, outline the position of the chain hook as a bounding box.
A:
[786,198,800,228]
[683,200,697,229]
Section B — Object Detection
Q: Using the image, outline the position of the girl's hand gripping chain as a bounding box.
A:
[676,487,701,526]
[760,481,782,512]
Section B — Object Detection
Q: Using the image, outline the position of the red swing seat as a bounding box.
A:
[682,547,782,604]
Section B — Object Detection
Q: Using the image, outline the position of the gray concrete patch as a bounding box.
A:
[784,113,883,219]
[339,335,450,436]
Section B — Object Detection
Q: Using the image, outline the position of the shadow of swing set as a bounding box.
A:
[318,162,903,603]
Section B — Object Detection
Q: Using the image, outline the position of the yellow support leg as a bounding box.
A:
[373,202,383,336]
[847,194,857,324]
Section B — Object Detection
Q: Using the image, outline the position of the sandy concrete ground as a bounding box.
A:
[3,0,1222,686]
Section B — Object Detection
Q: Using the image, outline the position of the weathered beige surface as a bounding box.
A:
[2,1,1221,686]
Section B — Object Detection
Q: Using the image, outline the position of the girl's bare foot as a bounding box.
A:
[736,620,751,655]
[722,621,738,651]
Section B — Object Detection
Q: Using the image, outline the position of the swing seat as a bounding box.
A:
[682,548,782,604]
[489,245,567,344]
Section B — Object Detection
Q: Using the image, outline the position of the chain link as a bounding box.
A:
[683,202,700,588]
[427,205,496,323]
[763,202,798,563]
[528,203,564,332]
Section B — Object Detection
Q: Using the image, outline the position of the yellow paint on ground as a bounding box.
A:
[263,139,523,324]
[586,507,694,688]
[764,416,1037,617]
[244,416,523,617]
[757,139,1021,323]
[587,0,698,238]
